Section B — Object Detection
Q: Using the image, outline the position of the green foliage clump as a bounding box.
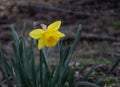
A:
[0,23,120,87]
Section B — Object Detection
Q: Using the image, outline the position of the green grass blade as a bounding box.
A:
[82,42,107,80]
[82,63,97,80]
[107,55,120,74]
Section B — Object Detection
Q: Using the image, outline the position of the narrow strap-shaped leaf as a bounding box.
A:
[11,25,19,44]
[65,25,82,66]
[0,46,13,87]
[30,39,37,87]
[39,50,43,87]
[21,22,27,37]
[41,49,49,70]
[10,57,22,87]
[19,37,31,77]
[62,47,71,64]
[58,41,63,62]
[70,24,82,53]
[0,46,13,77]
[39,49,51,87]
[52,42,63,86]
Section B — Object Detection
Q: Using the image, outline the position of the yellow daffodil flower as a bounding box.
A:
[29,21,65,49]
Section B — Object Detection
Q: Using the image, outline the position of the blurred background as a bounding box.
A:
[0,0,120,65]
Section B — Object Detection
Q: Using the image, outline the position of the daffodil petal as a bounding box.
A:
[54,31,65,38]
[47,21,61,31]
[29,29,44,39]
[38,38,45,49]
